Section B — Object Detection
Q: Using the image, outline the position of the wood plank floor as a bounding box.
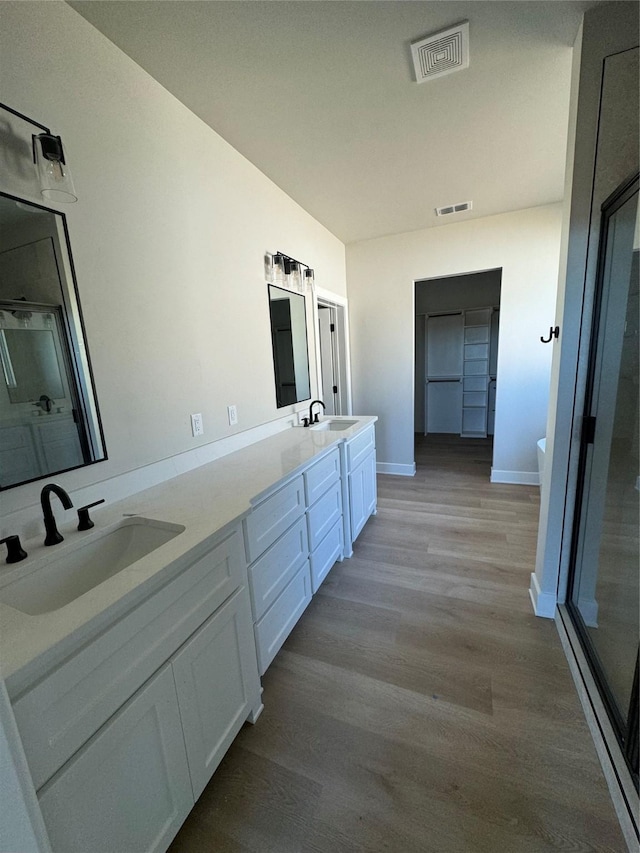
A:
[169,434,627,852]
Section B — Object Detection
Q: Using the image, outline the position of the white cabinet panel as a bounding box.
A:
[307,479,342,551]
[349,450,377,542]
[172,587,260,800]
[254,562,311,675]
[248,515,308,621]
[310,520,343,593]
[244,476,305,562]
[346,424,375,470]
[304,447,340,506]
[38,664,193,853]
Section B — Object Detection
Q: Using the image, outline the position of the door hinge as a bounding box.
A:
[582,415,596,445]
[333,385,338,394]
[330,323,335,333]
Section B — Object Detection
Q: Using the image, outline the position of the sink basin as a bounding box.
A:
[0,517,185,616]
[310,419,359,431]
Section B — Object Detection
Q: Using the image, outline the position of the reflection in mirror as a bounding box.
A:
[268,285,311,407]
[0,192,106,489]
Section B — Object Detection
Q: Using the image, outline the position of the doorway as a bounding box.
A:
[414,270,502,461]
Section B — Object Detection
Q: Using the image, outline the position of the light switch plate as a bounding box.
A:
[191,413,204,436]
[227,405,238,426]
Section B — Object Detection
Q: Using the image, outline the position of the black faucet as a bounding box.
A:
[41,483,74,546]
[308,399,326,425]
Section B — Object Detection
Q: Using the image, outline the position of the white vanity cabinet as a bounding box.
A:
[10,524,262,853]
[246,446,344,674]
[343,424,377,549]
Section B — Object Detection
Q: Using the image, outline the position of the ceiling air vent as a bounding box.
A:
[435,201,473,217]
[411,21,470,84]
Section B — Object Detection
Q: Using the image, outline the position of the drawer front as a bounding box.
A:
[244,475,305,563]
[254,561,311,675]
[13,528,245,790]
[248,515,308,621]
[310,519,343,594]
[307,479,342,552]
[304,447,340,507]
[346,425,375,471]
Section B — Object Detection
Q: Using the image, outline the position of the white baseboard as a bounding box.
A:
[529,572,557,618]
[376,462,416,477]
[491,468,540,486]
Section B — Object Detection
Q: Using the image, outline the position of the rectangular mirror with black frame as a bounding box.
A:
[0,191,106,489]
[268,284,311,408]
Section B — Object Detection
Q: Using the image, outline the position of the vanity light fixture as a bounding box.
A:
[304,268,315,289]
[272,253,285,285]
[269,250,314,293]
[0,102,77,203]
[32,133,77,203]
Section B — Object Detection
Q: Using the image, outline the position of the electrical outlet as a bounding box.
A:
[227,405,238,426]
[191,413,204,437]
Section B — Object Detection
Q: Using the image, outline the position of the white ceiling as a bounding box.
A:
[69,1,596,244]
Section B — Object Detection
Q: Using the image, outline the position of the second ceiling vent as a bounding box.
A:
[411,21,470,84]
[435,201,473,217]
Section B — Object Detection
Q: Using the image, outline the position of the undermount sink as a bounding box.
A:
[310,419,359,431]
[0,517,185,616]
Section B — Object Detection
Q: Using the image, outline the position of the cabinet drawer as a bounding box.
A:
[310,519,343,594]
[304,447,340,506]
[248,515,308,621]
[254,561,311,674]
[13,527,244,790]
[244,475,305,563]
[38,663,193,853]
[307,478,342,552]
[346,425,375,471]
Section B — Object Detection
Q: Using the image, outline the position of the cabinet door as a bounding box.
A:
[172,586,261,800]
[349,450,377,543]
[38,664,193,853]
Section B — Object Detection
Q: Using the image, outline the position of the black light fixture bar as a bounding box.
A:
[275,251,312,272]
[0,101,50,134]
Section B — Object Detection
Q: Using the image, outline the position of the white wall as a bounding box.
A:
[346,205,563,480]
[0,2,346,526]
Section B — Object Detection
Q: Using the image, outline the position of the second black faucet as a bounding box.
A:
[307,399,326,426]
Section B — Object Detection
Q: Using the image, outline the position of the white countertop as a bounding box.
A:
[0,416,376,694]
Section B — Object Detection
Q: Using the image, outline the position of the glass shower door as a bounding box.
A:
[568,174,639,784]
